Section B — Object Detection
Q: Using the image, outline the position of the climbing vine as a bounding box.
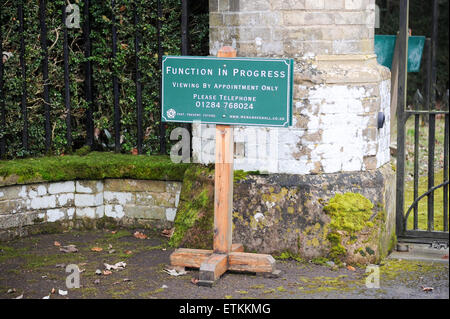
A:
[0,0,209,158]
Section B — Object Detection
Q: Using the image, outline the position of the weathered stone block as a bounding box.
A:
[305,0,324,9]
[335,12,367,25]
[325,0,344,9]
[74,193,103,207]
[0,199,25,214]
[125,205,166,220]
[76,207,96,219]
[76,180,103,194]
[30,195,57,210]
[345,0,369,10]
[104,179,166,193]
[0,185,25,201]
[103,191,134,205]
[166,182,182,194]
[105,204,125,219]
[47,208,66,222]
[48,181,75,194]
[57,193,75,207]
[272,0,305,10]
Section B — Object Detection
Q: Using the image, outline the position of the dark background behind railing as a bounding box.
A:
[0,0,209,159]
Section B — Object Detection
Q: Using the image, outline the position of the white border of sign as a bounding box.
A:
[161,56,292,127]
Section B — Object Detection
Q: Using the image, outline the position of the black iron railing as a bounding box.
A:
[0,0,193,158]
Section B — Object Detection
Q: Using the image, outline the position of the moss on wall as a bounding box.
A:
[323,192,387,265]
[169,165,215,249]
[0,152,189,186]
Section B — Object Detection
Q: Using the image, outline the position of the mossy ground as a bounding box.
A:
[405,169,448,231]
[0,230,447,299]
[0,152,189,186]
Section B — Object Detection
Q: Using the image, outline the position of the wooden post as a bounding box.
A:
[169,46,278,287]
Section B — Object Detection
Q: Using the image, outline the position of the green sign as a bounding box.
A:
[374,35,425,72]
[161,56,293,127]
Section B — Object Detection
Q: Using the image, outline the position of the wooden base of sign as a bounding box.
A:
[170,245,277,287]
[168,47,278,287]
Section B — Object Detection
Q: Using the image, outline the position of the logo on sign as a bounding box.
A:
[167,108,176,119]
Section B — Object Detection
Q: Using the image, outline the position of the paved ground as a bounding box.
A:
[0,229,448,299]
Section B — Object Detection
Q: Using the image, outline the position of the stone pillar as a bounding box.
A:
[195,0,391,175]
[187,0,396,263]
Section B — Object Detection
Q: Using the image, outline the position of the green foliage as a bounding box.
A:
[0,151,190,184]
[323,192,374,234]
[376,0,449,105]
[0,0,209,158]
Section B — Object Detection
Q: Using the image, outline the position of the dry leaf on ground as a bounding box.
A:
[59,245,78,253]
[161,228,174,238]
[133,231,147,239]
[91,247,103,252]
[103,270,112,276]
[347,265,356,271]
[54,241,61,247]
[191,278,199,285]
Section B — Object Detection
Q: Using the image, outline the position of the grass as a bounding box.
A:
[0,151,190,186]
[404,169,448,231]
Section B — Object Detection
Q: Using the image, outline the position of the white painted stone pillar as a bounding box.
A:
[193,0,391,174]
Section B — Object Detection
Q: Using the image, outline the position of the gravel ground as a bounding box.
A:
[0,229,448,300]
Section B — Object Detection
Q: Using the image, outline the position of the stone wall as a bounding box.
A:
[193,0,391,175]
[0,179,182,240]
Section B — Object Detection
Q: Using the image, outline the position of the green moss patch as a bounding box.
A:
[324,193,374,234]
[0,152,189,186]
[323,193,379,265]
[169,165,215,249]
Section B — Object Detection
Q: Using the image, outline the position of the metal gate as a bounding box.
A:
[395,0,449,244]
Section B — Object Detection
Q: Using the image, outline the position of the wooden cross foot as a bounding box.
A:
[170,244,278,287]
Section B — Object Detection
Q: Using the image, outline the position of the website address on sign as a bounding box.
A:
[229,115,285,121]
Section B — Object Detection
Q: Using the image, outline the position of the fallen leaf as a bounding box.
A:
[108,244,113,249]
[104,262,127,270]
[421,286,433,292]
[108,249,116,254]
[111,231,117,234]
[7,288,16,294]
[134,231,147,239]
[123,278,131,282]
[58,289,68,296]
[103,270,112,276]
[191,278,199,285]
[51,288,56,294]
[55,263,65,268]
[94,279,101,285]
[164,268,187,276]
[161,228,174,238]
[54,241,61,247]
[60,245,78,253]
[91,247,103,252]
[347,265,356,271]
[125,250,132,255]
